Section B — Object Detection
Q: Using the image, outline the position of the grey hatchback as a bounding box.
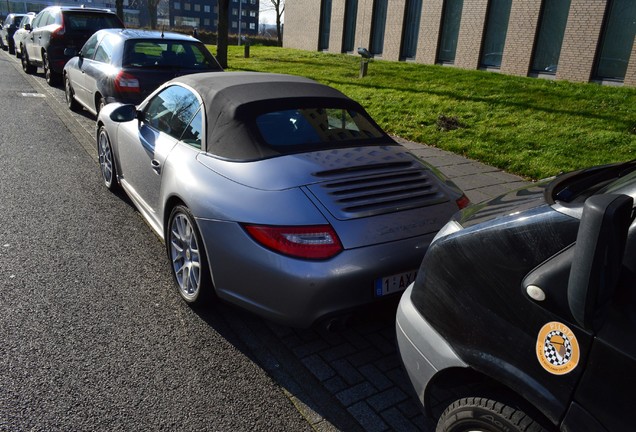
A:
[64,29,222,115]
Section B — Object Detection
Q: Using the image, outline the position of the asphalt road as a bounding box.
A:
[0,51,315,431]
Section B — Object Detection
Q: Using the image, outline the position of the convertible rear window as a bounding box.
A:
[255,108,383,147]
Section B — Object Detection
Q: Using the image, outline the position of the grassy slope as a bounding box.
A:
[221,45,636,180]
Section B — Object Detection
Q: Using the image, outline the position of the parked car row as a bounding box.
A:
[3,13,634,430]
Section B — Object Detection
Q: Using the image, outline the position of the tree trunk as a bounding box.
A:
[217,0,230,68]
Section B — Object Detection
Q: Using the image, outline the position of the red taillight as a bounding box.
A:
[243,224,343,260]
[114,71,140,93]
[50,24,65,39]
[456,194,471,209]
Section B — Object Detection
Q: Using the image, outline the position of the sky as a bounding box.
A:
[259,6,283,26]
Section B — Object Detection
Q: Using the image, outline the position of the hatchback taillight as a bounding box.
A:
[50,24,65,39]
[114,71,140,93]
[243,224,343,260]
[456,194,471,209]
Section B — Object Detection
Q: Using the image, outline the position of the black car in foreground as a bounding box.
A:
[397,160,636,431]
[0,13,27,54]
[21,6,124,85]
[64,29,223,115]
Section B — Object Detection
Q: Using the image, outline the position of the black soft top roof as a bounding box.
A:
[165,72,385,160]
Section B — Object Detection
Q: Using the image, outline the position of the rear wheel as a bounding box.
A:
[97,126,119,191]
[8,39,15,55]
[64,75,80,111]
[436,398,546,432]
[167,205,212,305]
[21,50,35,74]
[43,51,59,86]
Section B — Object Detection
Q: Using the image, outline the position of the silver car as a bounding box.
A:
[96,72,469,328]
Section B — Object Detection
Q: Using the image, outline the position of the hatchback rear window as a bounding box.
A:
[255,108,384,147]
[63,12,124,32]
[123,40,220,70]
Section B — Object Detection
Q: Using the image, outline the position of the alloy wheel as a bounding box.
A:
[98,130,114,187]
[169,212,202,301]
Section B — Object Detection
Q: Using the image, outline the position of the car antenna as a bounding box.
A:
[161,25,165,38]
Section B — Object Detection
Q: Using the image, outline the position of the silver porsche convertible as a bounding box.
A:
[96,72,469,328]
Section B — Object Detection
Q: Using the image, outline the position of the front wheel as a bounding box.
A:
[97,126,119,191]
[8,40,15,55]
[43,51,59,86]
[167,205,212,305]
[436,398,546,432]
[21,50,35,74]
[65,75,80,111]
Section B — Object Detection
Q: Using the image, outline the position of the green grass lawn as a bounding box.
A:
[218,45,636,180]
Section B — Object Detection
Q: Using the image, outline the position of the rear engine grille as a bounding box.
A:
[307,162,448,220]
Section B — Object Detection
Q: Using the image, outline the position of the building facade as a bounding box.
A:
[0,0,142,26]
[284,0,636,87]
[169,0,259,35]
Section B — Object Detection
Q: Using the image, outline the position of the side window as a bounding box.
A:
[80,33,100,60]
[44,11,55,26]
[143,85,201,141]
[31,12,44,28]
[93,35,115,64]
[179,108,203,149]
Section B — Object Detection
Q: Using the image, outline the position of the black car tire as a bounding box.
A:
[8,40,15,55]
[167,205,213,306]
[436,398,545,432]
[43,51,59,86]
[65,75,80,112]
[21,50,35,74]
[97,126,119,192]
[96,95,106,116]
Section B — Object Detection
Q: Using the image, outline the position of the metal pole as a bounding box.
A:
[237,0,242,46]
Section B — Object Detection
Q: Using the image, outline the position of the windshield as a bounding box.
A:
[550,159,636,204]
[255,108,384,147]
[123,40,222,70]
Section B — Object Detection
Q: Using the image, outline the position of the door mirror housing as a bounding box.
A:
[568,194,633,330]
[109,104,139,122]
[24,23,31,31]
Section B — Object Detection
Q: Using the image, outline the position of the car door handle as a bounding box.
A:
[151,159,161,174]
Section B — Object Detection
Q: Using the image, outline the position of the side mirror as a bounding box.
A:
[24,23,31,31]
[109,104,138,122]
[64,47,78,57]
[568,194,633,330]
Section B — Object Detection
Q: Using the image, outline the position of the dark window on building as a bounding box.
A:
[531,0,571,74]
[370,0,388,55]
[437,0,464,64]
[479,0,512,68]
[319,0,332,51]
[595,0,636,81]
[342,0,358,53]
[401,0,423,60]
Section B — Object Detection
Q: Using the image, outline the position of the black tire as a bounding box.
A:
[436,398,546,432]
[43,51,59,86]
[96,95,105,116]
[8,40,15,55]
[97,126,119,191]
[64,75,80,112]
[21,50,35,74]
[166,205,213,305]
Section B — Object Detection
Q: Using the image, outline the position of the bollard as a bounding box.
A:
[243,37,250,58]
[359,59,368,78]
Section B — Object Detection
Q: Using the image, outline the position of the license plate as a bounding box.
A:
[375,270,418,297]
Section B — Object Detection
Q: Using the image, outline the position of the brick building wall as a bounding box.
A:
[283,0,321,51]
[284,0,636,87]
[455,0,489,70]
[382,0,407,60]
[355,0,375,54]
[328,0,347,54]
[625,43,636,87]
[557,0,607,83]
[500,1,542,77]
[416,0,444,64]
